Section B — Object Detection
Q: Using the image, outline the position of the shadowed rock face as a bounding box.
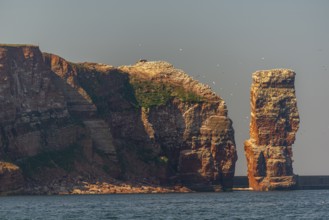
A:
[0,162,24,195]
[0,45,83,158]
[0,45,119,194]
[245,69,300,191]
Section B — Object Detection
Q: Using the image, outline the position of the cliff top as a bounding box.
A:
[42,52,224,105]
[252,69,296,88]
[42,52,115,73]
[119,60,175,78]
[119,60,221,102]
[75,62,115,73]
[0,44,38,48]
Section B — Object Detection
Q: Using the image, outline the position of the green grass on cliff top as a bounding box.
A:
[129,76,203,108]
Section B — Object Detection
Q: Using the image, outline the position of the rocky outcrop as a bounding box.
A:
[46,58,237,191]
[83,120,116,156]
[118,61,237,190]
[0,44,120,195]
[0,45,84,159]
[244,69,300,191]
[43,53,97,117]
[0,44,237,193]
[0,161,24,195]
[43,53,118,161]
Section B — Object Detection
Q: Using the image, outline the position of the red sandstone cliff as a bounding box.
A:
[0,45,119,194]
[0,44,237,194]
[244,69,300,191]
[44,55,238,191]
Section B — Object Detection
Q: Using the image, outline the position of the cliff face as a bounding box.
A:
[244,69,300,191]
[0,44,237,193]
[0,45,120,194]
[0,45,75,158]
[119,62,237,190]
[0,46,93,154]
[44,56,237,190]
[0,45,81,193]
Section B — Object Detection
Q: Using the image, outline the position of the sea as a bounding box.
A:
[0,190,328,219]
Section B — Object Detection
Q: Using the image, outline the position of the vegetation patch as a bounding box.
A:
[128,76,203,108]
[70,63,203,113]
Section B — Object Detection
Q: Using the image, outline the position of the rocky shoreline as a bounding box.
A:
[23,178,192,195]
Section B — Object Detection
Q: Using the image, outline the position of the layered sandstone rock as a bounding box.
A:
[0,45,119,194]
[43,53,117,159]
[46,58,237,191]
[0,44,237,193]
[244,69,300,191]
[0,45,85,159]
[120,61,237,190]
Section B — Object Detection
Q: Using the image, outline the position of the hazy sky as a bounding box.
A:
[1,0,329,175]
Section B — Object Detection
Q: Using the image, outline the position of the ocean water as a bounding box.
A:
[0,190,328,219]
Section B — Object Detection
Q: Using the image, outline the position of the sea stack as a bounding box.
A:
[244,69,300,191]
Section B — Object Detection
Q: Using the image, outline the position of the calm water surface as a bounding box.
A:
[0,190,328,219]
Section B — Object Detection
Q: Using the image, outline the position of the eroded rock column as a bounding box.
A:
[244,69,300,191]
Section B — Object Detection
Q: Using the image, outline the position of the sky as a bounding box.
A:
[1,0,328,175]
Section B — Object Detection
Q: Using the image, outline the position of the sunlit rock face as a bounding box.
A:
[119,61,237,190]
[244,69,300,191]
